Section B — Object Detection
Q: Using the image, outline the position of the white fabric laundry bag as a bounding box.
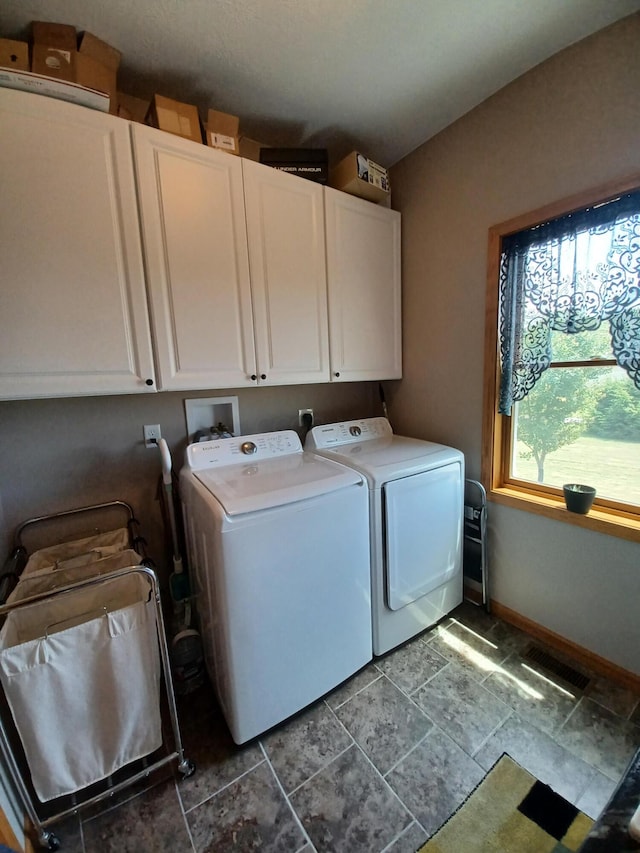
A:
[0,572,162,802]
[6,550,143,604]
[22,528,131,575]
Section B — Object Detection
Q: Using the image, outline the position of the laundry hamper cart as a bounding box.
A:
[0,505,194,850]
[463,479,490,612]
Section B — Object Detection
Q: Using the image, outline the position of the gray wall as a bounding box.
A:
[0,383,379,583]
[389,13,640,674]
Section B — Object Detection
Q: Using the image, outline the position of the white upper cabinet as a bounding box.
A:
[324,187,402,381]
[0,89,401,400]
[242,159,330,385]
[0,88,156,399]
[132,125,256,390]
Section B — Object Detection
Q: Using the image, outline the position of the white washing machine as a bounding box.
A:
[179,430,371,744]
[306,417,464,656]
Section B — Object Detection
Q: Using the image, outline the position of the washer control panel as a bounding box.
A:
[306,417,392,448]
[186,430,302,469]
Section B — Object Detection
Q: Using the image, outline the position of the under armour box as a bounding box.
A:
[259,148,328,184]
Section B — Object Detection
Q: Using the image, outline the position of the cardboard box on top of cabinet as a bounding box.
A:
[77,30,121,73]
[146,94,203,144]
[239,136,269,162]
[330,150,390,204]
[6,21,119,113]
[31,21,77,50]
[0,66,109,113]
[0,39,29,72]
[259,148,329,184]
[76,30,121,113]
[30,21,77,83]
[206,108,240,154]
[117,92,150,124]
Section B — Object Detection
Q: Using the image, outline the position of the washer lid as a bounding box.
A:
[306,420,463,487]
[192,452,363,515]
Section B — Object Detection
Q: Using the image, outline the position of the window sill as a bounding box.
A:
[488,486,640,543]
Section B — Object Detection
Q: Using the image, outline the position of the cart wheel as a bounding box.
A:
[42,831,60,851]
[179,758,196,779]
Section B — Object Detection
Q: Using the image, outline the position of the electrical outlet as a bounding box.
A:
[298,408,314,427]
[143,424,162,447]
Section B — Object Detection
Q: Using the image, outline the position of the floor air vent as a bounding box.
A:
[522,644,591,691]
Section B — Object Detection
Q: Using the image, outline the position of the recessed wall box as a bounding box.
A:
[185,396,240,443]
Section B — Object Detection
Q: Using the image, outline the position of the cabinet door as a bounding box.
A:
[242,160,330,385]
[132,125,256,390]
[0,89,155,399]
[324,187,402,381]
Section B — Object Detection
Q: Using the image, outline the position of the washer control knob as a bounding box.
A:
[240,441,257,455]
[349,426,362,436]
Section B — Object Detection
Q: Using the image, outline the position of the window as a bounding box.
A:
[482,176,640,541]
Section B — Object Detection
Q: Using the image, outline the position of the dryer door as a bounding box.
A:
[384,463,462,611]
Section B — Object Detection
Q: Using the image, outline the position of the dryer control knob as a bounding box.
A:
[349,426,362,436]
[240,441,257,455]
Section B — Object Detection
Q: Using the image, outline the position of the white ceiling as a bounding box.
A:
[2,0,639,166]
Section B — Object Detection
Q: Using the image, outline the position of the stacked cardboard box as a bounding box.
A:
[1,21,392,203]
[0,21,121,113]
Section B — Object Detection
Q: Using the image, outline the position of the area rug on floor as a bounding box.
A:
[417,753,594,852]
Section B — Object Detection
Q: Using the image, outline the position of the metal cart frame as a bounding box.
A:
[0,501,148,605]
[463,479,490,612]
[0,505,195,850]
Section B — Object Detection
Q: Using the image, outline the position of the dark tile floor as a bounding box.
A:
[48,602,640,852]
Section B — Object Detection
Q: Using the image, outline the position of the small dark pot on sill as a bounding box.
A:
[563,483,596,514]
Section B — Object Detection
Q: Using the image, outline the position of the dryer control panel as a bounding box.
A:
[306,417,392,449]
[185,430,302,469]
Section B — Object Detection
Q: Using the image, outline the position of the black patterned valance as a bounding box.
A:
[498,190,640,415]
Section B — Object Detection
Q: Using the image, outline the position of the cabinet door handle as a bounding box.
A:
[145,378,154,386]
[260,374,267,380]
[250,374,257,381]
[334,372,340,378]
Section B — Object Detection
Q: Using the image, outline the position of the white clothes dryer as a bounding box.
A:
[179,430,371,744]
[306,417,464,656]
